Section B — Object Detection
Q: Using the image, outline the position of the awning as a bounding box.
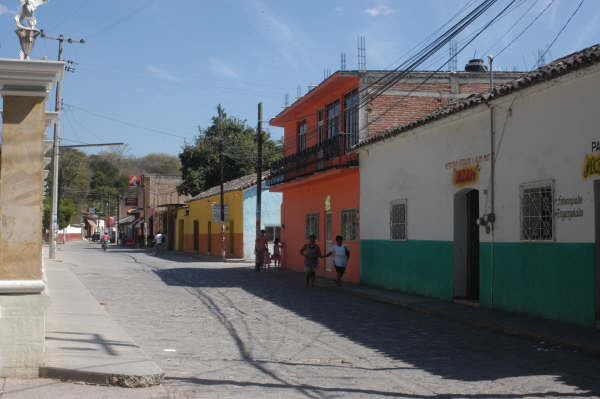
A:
[118,215,135,224]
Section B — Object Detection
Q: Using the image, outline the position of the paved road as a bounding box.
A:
[33,242,600,398]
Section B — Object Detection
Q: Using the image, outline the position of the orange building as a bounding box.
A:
[269,67,523,283]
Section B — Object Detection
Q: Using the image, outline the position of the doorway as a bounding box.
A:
[193,220,199,252]
[177,220,184,251]
[594,181,600,324]
[454,189,480,301]
[325,212,333,272]
[207,222,212,255]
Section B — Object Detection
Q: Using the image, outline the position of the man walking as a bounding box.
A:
[255,230,268,271]
[324,235,350,286]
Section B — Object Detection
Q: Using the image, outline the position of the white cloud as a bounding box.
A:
[335,6,343,12]
[0,4,11,15]
[365,4,394,17]
[249,0,311,70]
[146,65,182,83]
[209,58,238,80]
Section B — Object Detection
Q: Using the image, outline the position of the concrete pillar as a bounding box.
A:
[0,58,64,378]
[0,94,50,378]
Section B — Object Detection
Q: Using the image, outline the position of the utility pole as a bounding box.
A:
[143,176,148,248]
[42,31,85,259]
[219,132,226,261]
[116,194,121,246]
[255,103,263,270]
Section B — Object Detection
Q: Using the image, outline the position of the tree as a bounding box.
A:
[137,153,181,175]
[178,105,283,196]
[43,198,77,230]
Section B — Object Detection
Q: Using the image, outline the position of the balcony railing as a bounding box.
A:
[268,135,358,187]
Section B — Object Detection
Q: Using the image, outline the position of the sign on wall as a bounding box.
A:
[211,204,229,222]
[125,197,138,206]
[453,166,479,187]
[128,175,141,189]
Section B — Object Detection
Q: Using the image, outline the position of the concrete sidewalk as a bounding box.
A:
[315,277,600,357]
[41,259,164,387]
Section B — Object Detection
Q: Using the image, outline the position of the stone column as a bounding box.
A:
[0,94,50,377]
[0,58,64,378]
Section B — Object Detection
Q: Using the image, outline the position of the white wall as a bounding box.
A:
[359,62,600,244]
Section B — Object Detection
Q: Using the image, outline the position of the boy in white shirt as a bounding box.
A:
[323,235,350,287]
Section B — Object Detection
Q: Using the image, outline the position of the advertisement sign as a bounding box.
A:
[125,197,138,206]
[128,175,141,189]
[211,204,229,222]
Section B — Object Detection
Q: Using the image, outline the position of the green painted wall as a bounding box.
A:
[360,240,454,300]
[361,240,596,326]
[479,242,595,326]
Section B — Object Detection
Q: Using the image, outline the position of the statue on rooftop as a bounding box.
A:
[15,0,48,30]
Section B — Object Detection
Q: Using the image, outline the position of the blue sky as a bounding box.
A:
[0,0,598,157]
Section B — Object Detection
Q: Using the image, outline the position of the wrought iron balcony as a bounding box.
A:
[267,135,358,187]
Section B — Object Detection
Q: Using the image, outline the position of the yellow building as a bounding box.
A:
[175,175,255,258]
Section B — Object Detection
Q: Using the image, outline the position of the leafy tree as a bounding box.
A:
[43,198,77,230]
[137,153,181,175]
[178,105,283,196]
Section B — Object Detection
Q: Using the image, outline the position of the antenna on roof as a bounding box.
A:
[536,48,546,68]
[296,85,302,99]
[448,39,458,72]
[284,93,289,108]
[357,36,366,71]
[323,68,331,80]
[341,52,347,71]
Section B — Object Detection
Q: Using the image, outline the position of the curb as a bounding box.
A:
[318,282,600,359]
[39,366,164,388]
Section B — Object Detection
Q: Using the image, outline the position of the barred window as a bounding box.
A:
[520,182,554,241]
[317,108,325,144]
[305,213,319,240]
[390,200,407,241]
[298,121,307,152]
[327,100,340,139]
[341,209,358,241]
[343,90,358,152]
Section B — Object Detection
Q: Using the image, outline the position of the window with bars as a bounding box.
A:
[298,121,307,151]
[305,213,319,239]
[341,209,358,241]
[520,182,554,241]
[343,90,359,152]
[390,200,407,241]
[327,100,340,139]
[317,108,324,144]
[265,226,281,242]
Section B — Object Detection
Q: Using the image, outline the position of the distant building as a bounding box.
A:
[175,173,281,259]
[269,66,523,283]
[119,175,189,249]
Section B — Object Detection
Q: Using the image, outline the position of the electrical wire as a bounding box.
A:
[360,0,519,136]
[87,0,155,38]
[63,103,193,140]
[533,0,585,70]
[482,0,540,56]
[494,0,555,58]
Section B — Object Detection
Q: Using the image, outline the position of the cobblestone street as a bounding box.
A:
[55,242,600,398]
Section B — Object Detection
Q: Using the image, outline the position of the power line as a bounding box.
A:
[482,0,540,56]
[63,103,193,140]
[534,0,585,70]
[87,0,155,38]
[494,0,555,58]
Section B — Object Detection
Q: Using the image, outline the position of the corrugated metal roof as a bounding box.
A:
[355,42,600,150]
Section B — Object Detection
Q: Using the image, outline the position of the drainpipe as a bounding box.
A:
[488,55,495,307]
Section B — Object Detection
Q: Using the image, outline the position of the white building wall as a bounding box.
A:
[360,62,600,245]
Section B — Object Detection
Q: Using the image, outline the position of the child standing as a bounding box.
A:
[272,238,283,268]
